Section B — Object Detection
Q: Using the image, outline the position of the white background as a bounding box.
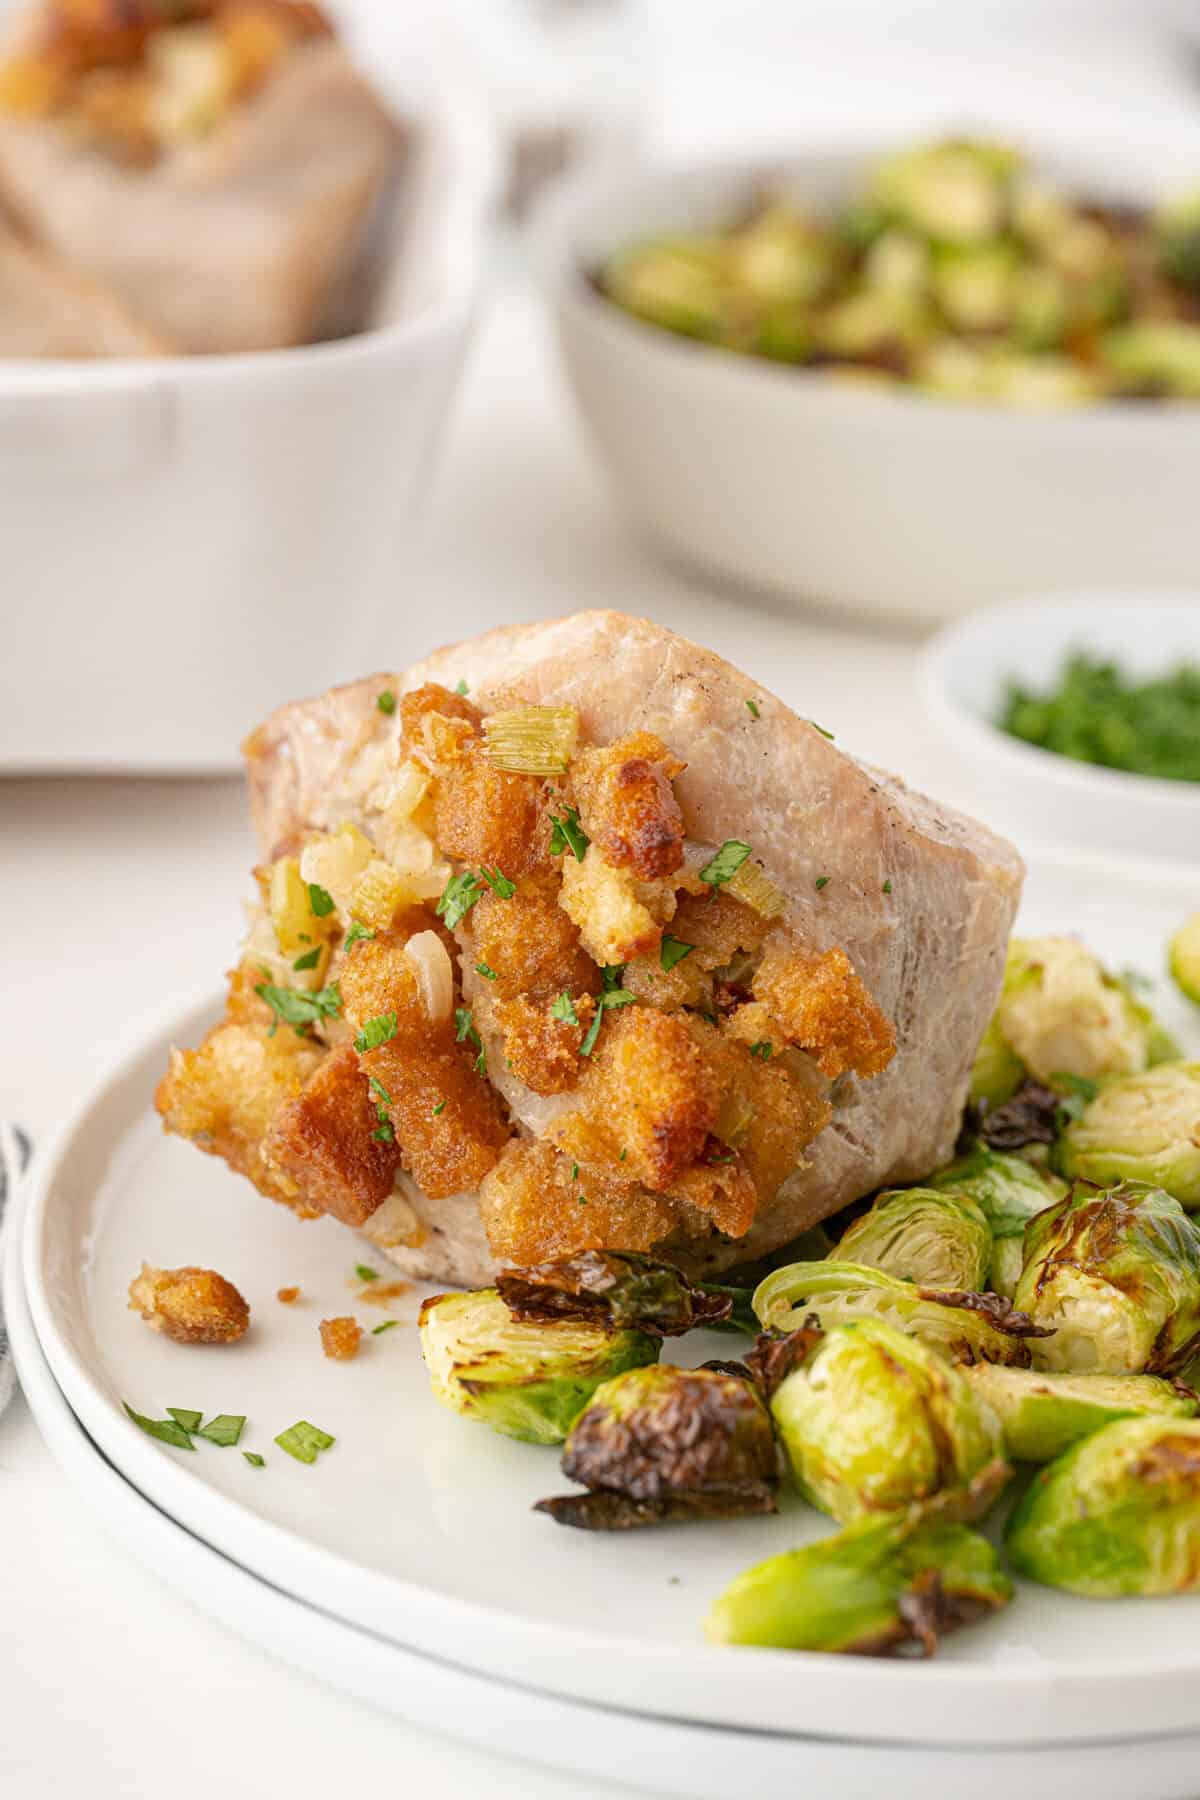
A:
[5,3,1200,1795]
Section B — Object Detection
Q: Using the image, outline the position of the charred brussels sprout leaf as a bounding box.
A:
[1006,1416,1200,1595]
[418,1290,658,1445]
[1057,1063,1200,1206]
[535,1363,779,1529]
[496,1251,732,1338]
[1014,1182,1200,1375]
[753,1260,1049,1367]
[927,1144,1067,1297]
[770,1319,1008,1525]
[835,1187,992,1291]
[706,1514,1012,1654]
[963,1363,1198,1463]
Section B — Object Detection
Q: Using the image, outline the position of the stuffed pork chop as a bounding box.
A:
[157,611,1023,1286]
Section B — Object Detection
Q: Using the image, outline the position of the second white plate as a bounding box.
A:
[21,848,1200,1748]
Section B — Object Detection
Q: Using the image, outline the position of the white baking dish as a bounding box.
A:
[535,144,1200,628]
[0,10,497,774]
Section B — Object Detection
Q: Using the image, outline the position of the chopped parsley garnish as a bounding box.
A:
[123,1403,195,1450]
[479,866,516,898]
[1052,1072,1100,1130]
[999,653,1200,783]
[372,1117,395,1145]
[580,983,637,1057]
[354,1011,397,1053]
[243,1452,265,1468]
[571,1163,580,1181]
[255,982,342,1036]
[372,1320,400,1336]
[166,1408,202,1433]
[551,992,579,1025]
[619,1148,627,1161]
[437,869,483,930]
[814,875,830,891]
[454,678,469,696]
[455,1006,487,1074]
[376,689,397,715]
[882,879,893,895]
[196,1414,245,1448]
[475,961,499,981]
[292,947,322,972]
[549,806,590,862]
[274,1421,335,1465]
[344,920,375,951]
[432,1099,446,1117]
[699,840,751,888]
[369,1075,393,1105]
[307,882,335,918]
[356,1264,379,1282]
[745,698,760,719]
[809,721,835,740]
[660,935,694,972]
[749,1041,774,1060]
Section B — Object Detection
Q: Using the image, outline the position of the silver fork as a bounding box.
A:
[0,1121,32,1420]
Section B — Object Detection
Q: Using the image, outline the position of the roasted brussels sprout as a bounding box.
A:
[867,140,1016,246]
[976,938,1174,1101]
[418,1290,658,1445]
[917,343,1101,408]
[836,1187,992,1291]
[1013,1182,1200,1375]
[963,1363,1197,1463]
[814,287,933,362]
[1006,1415,1200,1595]
[932,243,1018,332]
[496,1251,733,1337]
[535,1363,779,1529]
[1170,912,1200,1006]
[927,1145,1066,1297]
[753,1260,1050,1366]
[602,237,730,343]
[1156,186,1200,289]
[770,1319,1008,1524]
[1104,321,1200,397]
[1057,1063,1200,1205]
[706,1514,1012,1654]
[728,202,839,308]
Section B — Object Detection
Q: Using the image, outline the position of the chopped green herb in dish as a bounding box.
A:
[376,689,397,715]
[660,935,694,972]
[354,1011,397,1053]
[196,1413,246,1448]
[255,982,342,1036]
[699,840,752,888]
[1000,654,1200,783]
[275,1421,336,1465]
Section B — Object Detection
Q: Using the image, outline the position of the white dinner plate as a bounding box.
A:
[19,847,1200,1750]
[13,1197,1200,1800]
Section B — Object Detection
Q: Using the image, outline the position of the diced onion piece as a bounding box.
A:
[147,25,234,144]
[725,858,786,920]
[301,824,375,920]
[269,856,333,957]
[361,1188,425,1250]
[387,759,431,823]
[715,1091,755,1146]
[351,860,415,932]
[482,704,579,776]
[404,930,454,1023]
[375,818,435,880]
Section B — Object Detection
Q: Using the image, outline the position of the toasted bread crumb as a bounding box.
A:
[277,1286,300,1304]
[128,1263,250,1345]
[319,1316,362,1361]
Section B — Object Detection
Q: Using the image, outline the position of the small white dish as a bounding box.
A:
[920,592,1200,864]
[15,848,1200,1754]
[534,144,1200,627]
[0,10,498,776]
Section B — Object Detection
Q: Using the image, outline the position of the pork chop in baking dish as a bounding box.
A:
[157,612,1024,1286]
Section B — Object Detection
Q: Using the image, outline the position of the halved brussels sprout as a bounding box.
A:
[706,1514,1012,1653]
[1010,263,1069,351]
[1156,186,1200,289]
[601,236,730,343]
[969,1012,1027,1107]
[1103,321,1200,397]
[836,1187,992,1291]
[866,140,1018,246]
[915,342,1100,410]
[1169,912,1200,1006]
[418,1290,658,1445]
[1006,1416,1200,1595]
[1013,1182,1200,1375]
[932,242,1019,332]
[984,937,1170,1094]
[496,1251,733,1337]
[927,1145,1066,1297]
[1057,1063,1200,1205]
[813,287,933,362]
[753,1260,1050,1367]
[535,1363,779,1529]
[770,1319,1007,1524]
[728,203,839,308]
[963,1363,1197,1463]
[861,229,929,297]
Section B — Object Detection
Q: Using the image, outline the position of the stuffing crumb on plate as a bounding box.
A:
[128,1262,250,1344]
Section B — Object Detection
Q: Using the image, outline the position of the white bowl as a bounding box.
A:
[0,15,497,775]
[919,591,1200,863]
[535,145,1200,628]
